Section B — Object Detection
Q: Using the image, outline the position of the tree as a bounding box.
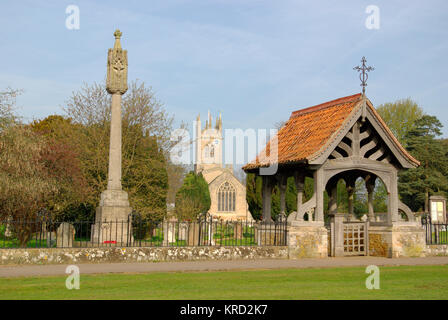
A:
[285,176,297,214]
[123,130,168,221]
[376,98,423,147]
[166,162,187,205]
[0,123,89,245]
[246,173,263,220]
[0,90,87,245]
[175,172,210,220]
[399,115,448,212]
[0,88,21,128]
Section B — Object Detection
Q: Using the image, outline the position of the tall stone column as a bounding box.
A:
[313,168,324,222]
[91,30,132,245]
[366,176,376,222]
[346,177,355,221]
[328,184,338,216]
[278,175,287,216]
[294,171,305,221]
[262,175,273,222]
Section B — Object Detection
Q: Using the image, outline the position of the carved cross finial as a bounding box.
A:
[353,56,374,95]
[114,29,122,39]
[107,29,128,94]
[113,29,122,49]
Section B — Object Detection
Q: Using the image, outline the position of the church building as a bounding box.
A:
[194,112,252,221]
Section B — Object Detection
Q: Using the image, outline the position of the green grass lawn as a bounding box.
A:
[0,265,447,300]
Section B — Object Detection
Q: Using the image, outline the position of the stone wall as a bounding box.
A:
[368,223,426,258]
[288,222,328,259]
[368,225,392,257]
[0,246,289,265]
[391,223,426,258]
[426,245,448,256]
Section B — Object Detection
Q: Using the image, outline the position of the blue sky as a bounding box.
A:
[1,0,447,136]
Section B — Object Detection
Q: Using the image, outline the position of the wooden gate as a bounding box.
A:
[330,213,369,257]
[342,221,368,256]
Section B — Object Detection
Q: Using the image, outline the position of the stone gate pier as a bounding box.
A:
[287,221,328,259]
[369,222,426,258]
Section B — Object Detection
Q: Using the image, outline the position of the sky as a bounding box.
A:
[1,0,447,138]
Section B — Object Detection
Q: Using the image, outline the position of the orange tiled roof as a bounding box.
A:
[243,93,363,170]
[244,93,420,170]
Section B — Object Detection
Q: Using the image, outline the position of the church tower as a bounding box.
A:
[193,112,252,221]
[194,111,223,173]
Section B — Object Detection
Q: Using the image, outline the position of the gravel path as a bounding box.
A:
[0,256,447,278]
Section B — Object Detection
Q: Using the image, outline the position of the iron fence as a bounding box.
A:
[422,215,448,245]
[0,216,288,249]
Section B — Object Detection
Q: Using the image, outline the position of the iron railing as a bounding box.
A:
[422,215,448,245]
[0,216,288,249]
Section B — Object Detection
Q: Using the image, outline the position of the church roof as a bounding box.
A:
[243,93,419,170]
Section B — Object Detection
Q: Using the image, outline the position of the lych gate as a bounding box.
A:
[243,93,427,258]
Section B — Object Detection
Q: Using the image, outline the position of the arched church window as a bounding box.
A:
[209,145,215,158]
[218,182,236,212]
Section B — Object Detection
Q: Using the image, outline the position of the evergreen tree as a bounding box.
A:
[376,98,423,147]
[246,173,262,220]
[399,115,448,212]
[175,172,211,220]
[285,176,297,214]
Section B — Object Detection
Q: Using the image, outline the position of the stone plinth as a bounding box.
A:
[90,219,133,245]
[97,189,132,211]
[368,225,392,257]
[288,221,328,258]
[391,222,426,257]
[91,190,133,244]
[368,222,426,258]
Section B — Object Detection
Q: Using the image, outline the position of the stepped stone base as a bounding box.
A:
[91,189,133,244]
